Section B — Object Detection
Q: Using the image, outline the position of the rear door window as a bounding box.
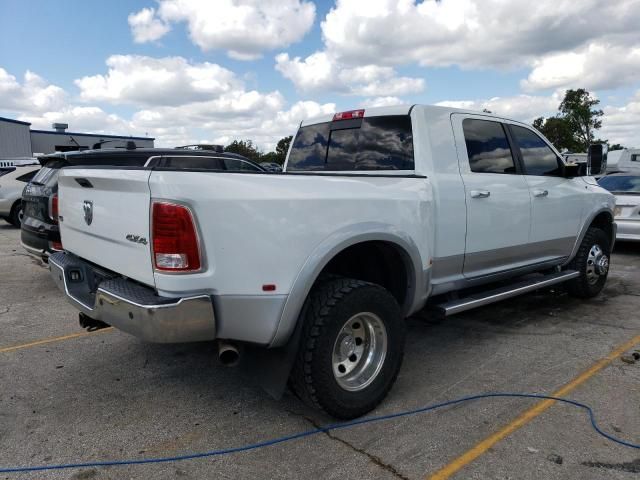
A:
[16,170,39,182]
[288,115,414,171]
[510,125,562,176]
[462,119,516,174]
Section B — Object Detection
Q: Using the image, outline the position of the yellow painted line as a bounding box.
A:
[0,327,113,354]
[428,333,640,480]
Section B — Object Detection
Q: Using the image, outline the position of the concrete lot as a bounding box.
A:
[1,222,639,480]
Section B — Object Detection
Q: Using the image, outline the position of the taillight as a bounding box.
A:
[152,202,201,272]
[333,109,365,121]
[49,194,59,222]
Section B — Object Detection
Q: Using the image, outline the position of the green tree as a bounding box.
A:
[558,88,603,151]
[224,140,262,162]
[608,143,624,151]
[275,135,293,162]
[533,116,581,152]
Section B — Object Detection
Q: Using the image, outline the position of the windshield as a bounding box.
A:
[597,175,640,194]
[287,115,414,172]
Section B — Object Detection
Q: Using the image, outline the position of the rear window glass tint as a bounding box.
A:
[161,156,262,172]
[16,170,39,182]
[463,119,516,174]
[288,115,414,171]
[597,175,640,193]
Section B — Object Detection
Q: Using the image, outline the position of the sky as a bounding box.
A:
[0,0,639,150]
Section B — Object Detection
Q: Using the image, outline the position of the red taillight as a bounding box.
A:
[51,240,63,251]
[49,194,59,222]
[152,202,201,272]
[333,109,365,121]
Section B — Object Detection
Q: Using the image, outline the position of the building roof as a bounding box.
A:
[30,129,154,141]
[0,116,31,126]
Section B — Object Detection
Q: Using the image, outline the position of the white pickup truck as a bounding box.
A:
[49,105,615,419]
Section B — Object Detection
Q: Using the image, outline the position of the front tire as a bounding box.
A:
[8,202,22,227]
[290,277,405,419]
[566,227,610,298]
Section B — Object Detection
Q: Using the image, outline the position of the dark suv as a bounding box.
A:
[21,148,264,261]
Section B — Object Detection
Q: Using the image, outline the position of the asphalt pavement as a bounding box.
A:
[1,222,639,479]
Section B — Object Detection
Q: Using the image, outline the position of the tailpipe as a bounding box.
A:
[218,340,241,367]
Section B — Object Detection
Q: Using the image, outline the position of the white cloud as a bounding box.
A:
[601,91,640,147]
[129,0,315,60]
[320,0,640,70]
[436,91,564,123]
[75,55,242,107]
[522,42,640,91]
[435,90,640,147]
[128,7,170,43]
[0,68,66,114]
[20,107,134,135]
[359,96,404,108]
[275,51,424,96]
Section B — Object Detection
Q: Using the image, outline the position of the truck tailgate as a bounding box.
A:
[58,168,155,287]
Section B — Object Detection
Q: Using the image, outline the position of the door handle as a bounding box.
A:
[470,190,491,198]
[533,189,549,197]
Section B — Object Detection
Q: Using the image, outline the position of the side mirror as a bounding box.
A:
[588,144,608,176]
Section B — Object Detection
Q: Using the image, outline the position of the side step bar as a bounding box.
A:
[436,270,580,316]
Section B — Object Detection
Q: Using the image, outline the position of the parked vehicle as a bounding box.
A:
[49,105,615,419]
[0,165,40,227]
[0,167,16,177]
[598,173,640,241]
[260,162,283,172]
[21,149,262,261]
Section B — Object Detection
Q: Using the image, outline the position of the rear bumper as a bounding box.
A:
[21,221,60,258]
[49,252,216,343]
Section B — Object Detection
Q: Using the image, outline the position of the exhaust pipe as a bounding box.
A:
[218,340,241,367]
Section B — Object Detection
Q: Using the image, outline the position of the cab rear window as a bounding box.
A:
[287,115,414,171]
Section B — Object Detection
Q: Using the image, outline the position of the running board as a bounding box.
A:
[436,270,580,316]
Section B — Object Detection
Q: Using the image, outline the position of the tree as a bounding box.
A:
[224,140,262,162]
[276,136,292,157]
[558,88,603,151]
[533,116,581,152]
[608,143,624,151]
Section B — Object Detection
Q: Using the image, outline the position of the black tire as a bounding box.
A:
[8,202,21,227]
[290,277,405,419]
[566,227,610,298]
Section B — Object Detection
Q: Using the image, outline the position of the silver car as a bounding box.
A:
[598,173,640,241]
[0,165,40,227]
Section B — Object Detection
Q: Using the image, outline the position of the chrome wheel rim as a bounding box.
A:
[586,244,608,285]
[332,312,388,392]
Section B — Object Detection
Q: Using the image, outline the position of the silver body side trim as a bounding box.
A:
[436,270,580,315]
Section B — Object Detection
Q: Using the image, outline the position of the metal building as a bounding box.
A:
[0,117,33,157]
[0,117,154,159]
[31,123,154,153]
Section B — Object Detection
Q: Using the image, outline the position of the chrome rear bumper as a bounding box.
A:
[49,252,216,343]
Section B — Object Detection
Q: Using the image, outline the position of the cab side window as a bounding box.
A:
[510,125,562,176]
[462,119,516,174]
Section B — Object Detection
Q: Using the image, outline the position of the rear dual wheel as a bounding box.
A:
[290,277,405,419]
